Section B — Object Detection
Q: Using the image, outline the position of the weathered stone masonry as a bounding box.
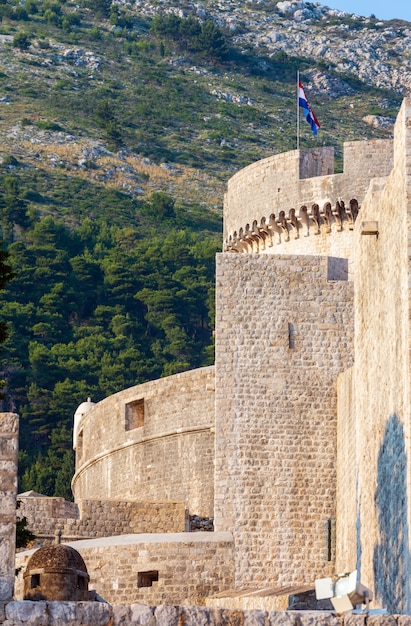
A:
[214,253,354,588]
[0,414,18,604]
[12,99,411,616]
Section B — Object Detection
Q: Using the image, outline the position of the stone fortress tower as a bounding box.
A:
[13,98,411,615]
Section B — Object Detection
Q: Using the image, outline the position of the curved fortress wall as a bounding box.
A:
[214,253,354,588]
[72,367,215,518]
[224,141,393,262]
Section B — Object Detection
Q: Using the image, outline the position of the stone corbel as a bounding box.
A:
[226,233,241,253]
[244,223,260,252]
[268,213,282,244]
[288,208,299,240]
[278,210,290,242]
[259,217,273,248]
[310,204,321,234]
[322,202,333,233]
[333,200,345,232]
[299,205,310,237]
[251,220,264,252]
[346,199,359,228]
[238,227,252,252]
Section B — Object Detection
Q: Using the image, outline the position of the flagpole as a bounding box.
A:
[296,70,300,150]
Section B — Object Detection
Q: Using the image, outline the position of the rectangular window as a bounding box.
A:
[326,518,336,561]
[138,570,158,588]
[125,398,145,430]
[31,574,40,589]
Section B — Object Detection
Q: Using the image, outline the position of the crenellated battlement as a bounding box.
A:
[224,197,359,253]
[223,139,393,257]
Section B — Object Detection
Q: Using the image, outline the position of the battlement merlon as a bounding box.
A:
[223,139,393,242]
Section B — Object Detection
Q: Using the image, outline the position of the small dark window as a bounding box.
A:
[138,570,158,588]
[125,398,145,430]
[77,575,87,590]
[30,574,40,588]
[288,322,295,349]
[326,518,336,561]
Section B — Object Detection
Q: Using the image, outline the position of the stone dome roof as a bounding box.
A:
[74,397,95,420]
[25,544,88,574]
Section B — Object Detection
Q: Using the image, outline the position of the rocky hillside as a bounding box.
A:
[0,0,407,212]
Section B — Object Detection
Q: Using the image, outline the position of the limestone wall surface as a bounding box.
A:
[15,532,234,607]
[342,97,411,613]
[224,140,393,241]
[214,253,354,588]
[335,367,357,574]
[72,367,215,517]
[0,413,18,603]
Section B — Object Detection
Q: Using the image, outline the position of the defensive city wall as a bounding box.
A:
[5,99,411,620]
[72,366,215,518]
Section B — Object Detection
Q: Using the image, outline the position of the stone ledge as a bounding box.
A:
[0,602,404,626]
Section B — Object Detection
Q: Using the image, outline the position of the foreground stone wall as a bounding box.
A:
[0,413,18,602]
[17,497,186,548]
[72,367,215,517]
[2,604,411,626]
[15,532,234,607]
[214,253,354,588]
[342,98,411,613]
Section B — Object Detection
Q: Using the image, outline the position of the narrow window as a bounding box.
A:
[138,570,158,588]
[326,518,336,561]
[30,574,40,589]
[77,429,83,459]
[288,322,295,349]
[125,398,145,430]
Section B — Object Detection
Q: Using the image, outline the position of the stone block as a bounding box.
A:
[181,605,214,626]
[74,601,113,626]
[154,604,180,626]
[47,601,77,626]
[129,603,156,625]
[5,600,48,625]
[244,609,269,625]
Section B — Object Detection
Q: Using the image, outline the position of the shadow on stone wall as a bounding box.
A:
[356,472,361,579]
[373,414,409,613]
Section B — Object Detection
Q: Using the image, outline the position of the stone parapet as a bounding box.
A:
[17,498,187,550]
[0,413,19,602]
[15,532,234,607]
[0,604,407,626]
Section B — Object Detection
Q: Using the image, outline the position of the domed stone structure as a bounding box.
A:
[73,397,95,451]
[23,544,90,601]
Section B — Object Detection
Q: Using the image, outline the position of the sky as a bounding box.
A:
[322,0,411,23]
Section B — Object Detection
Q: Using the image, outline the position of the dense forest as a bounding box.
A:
[0,168,221,500]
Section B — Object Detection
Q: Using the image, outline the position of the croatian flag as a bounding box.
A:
[298,80,320,135]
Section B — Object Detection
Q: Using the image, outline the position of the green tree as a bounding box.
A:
[13,32,31,51]
[16,501,35,549]
[197,21,228,60]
